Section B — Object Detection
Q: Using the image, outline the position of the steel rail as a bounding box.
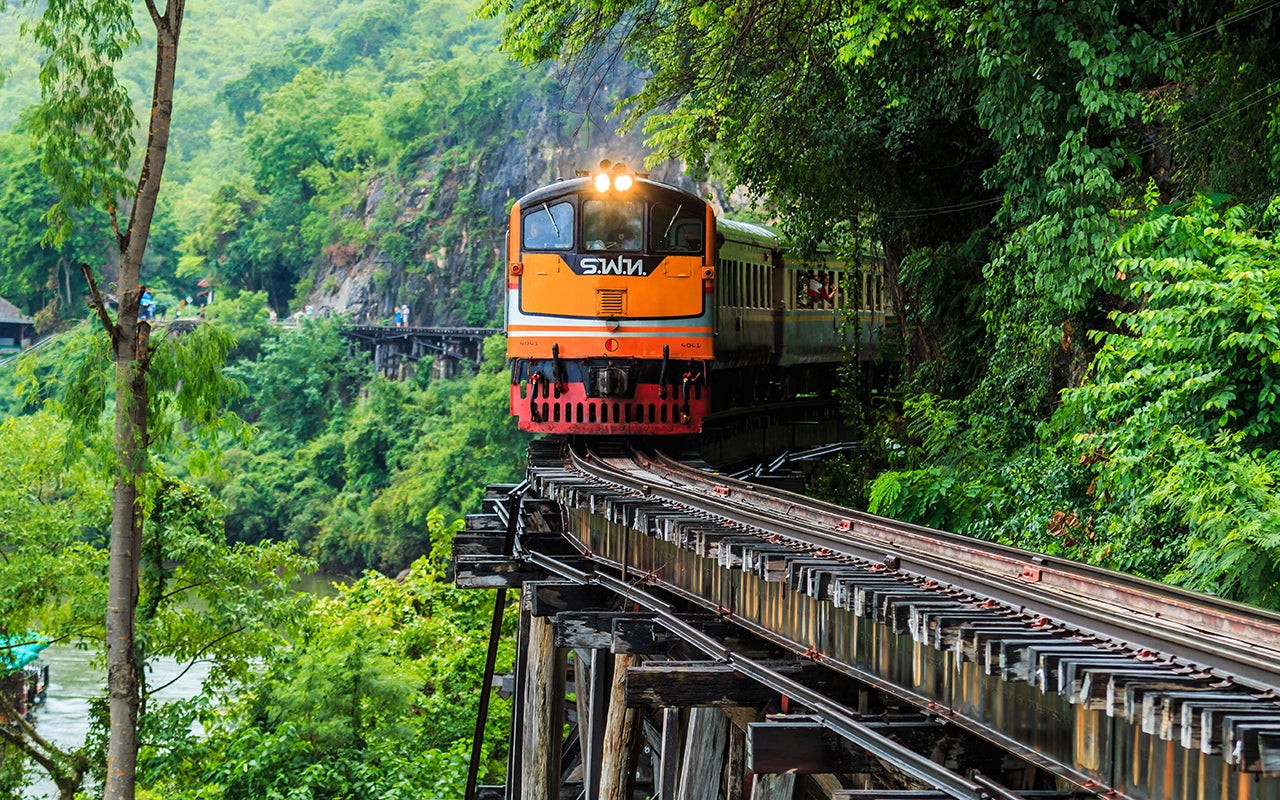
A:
[648,448,1280,641]
[563,443,1280,693]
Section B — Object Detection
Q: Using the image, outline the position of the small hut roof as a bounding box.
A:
[0,297,32,325]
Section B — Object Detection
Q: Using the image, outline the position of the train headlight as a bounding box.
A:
[590,159,637,192]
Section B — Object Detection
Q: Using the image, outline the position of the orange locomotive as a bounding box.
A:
[506,162,892,435]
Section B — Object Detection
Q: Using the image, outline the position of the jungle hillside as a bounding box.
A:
[477,0,1280,607]
[1,0,1280,796]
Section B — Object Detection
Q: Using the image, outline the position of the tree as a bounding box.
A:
[6,0,192,796]
[1059,196,1280,604]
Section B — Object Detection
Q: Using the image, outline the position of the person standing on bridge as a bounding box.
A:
[394,306,403,327]
[400,304,410,327]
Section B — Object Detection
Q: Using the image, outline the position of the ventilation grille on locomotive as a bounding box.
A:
[596,289,626,317]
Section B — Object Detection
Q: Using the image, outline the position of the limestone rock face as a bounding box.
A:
[302,66,711,329]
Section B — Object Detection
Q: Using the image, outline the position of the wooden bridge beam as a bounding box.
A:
[748,720,879,774]
[625,661,830,709]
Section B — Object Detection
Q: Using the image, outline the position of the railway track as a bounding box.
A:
[510,436,1280,796]
[568,440,1280,693]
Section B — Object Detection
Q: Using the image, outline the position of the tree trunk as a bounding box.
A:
[103,335,147,800]
[102,5,184,800]
[520,613,564,800]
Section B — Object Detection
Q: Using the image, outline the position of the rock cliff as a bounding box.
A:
[304,64,709,328]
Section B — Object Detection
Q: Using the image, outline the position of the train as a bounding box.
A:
[505,161,894,435]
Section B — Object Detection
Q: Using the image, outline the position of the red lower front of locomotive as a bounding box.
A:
[510,357,709,435]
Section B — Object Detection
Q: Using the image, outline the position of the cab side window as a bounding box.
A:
[522,202,574,250]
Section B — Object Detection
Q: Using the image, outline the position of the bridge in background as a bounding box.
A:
[339,325,500,379]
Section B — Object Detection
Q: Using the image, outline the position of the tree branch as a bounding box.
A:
[156,580,211,604]
[79,263,117,342]
[102,199,125,255]
[0,690,68,766]
[146,625,244,696]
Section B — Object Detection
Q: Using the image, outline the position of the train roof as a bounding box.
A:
[516,176,706,209]
[717,217,779,248]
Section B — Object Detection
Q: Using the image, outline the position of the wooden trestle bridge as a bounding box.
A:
[339,325,499,378]
[456,438,1280,800]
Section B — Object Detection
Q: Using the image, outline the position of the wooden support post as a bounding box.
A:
[573,650,591,786]
[582,649,612,800]
[657,707,680,800]
[522,613,565,800]
[751,773,796,799]
[725,715,748,800]
[723,708,757,800]
[676,707,729,800]
[599,652,641,800]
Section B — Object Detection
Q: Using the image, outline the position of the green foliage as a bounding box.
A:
[1074,199,1280,448]
[0,411,108,636]
[1057,197,1280,604]
[868,197,1280,606]
[198,289,274,363]
[347,336,528,569]
[0,131,108,321]
[137,477,316,693]
[18,0,139,244]
[151,549,514,800]
[227,315,369,446]
[216,331,526,573]
[0,407,312,797]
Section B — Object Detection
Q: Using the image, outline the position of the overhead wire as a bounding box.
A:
[1170,0,1280,45]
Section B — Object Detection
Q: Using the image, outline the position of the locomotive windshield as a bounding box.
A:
[583,199,643,251]
[522,201,574,250]
[650,202,703,253]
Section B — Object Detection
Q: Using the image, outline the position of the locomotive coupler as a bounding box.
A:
[592,367,630,397]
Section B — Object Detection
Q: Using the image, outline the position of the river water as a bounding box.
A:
[27,645,212,799]
[26,574,346,798]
